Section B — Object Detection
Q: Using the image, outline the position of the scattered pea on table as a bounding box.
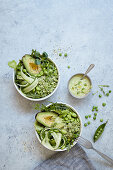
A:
[106,93,109,96]
[88,121,90,125]
[64,53,67,57]
[59,53,62,56]
[99,94,102,98]
[94,113,97,116]
[85,115,88,119]
[102,103,106,107]
[93,116,96,120]
[84,123,87,127]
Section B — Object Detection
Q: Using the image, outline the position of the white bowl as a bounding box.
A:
[35,102,82,151]
[13,58,60,101]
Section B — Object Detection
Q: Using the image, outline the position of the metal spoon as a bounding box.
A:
[81,64,95,80]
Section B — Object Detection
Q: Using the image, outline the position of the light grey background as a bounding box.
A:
[0,0,113,170]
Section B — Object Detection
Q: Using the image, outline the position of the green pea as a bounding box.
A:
[89,115,91,118]
[88,121,90,125]
[94,113,97,116]
[61,145,66,150]
[109,90,111,93]
[64,53,67,57]
[102,103,106,107]
[84,123,87,127]
[106,93,109,96]
[84,83,87,86]
[85,115,88,119]
[93,106,95,109]
[32,89,35,93]
[92,109,94,111]
[71,112,77,117]
[36,86,41,91]
[71,139,74,143]
[67,115,71,119]
[99,94,102,98]
[95,136,97,139]
[100,119,103,122]
[64,117,68,121]
[54,129,59,133]
[96,108,98,111]
[93,116,96,120]
[23,69,26,73]
[61,129,67,134]
[59,53,62,56]
[67,66,70,69]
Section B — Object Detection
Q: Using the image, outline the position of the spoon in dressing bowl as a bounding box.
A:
[80,64,95,80]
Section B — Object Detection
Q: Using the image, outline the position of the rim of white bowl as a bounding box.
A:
[68,73,92,99]
[35,102,82,151]
[13,58,60,101]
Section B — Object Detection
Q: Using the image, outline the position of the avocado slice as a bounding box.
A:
[34,121,44,131]
[36,112,58,127]
[22,55,42,76]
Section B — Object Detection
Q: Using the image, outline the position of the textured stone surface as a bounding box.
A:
[0,0,113,170]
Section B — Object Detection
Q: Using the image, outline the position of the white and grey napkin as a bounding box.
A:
[34,144,95,170]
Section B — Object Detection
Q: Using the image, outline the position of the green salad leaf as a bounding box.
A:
[35,59,41,65]
[8,60,17,70]
[42,52,48,58]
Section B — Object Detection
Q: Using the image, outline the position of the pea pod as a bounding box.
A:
[93,120,108,142]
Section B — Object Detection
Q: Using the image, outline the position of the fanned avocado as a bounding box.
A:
[22,55,42,76]
[36,112,58,127]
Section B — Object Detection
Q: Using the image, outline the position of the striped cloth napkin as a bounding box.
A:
[34,144,95,170]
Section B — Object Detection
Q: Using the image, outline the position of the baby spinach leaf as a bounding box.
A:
[35,59,41,65]
[42,52,48,58]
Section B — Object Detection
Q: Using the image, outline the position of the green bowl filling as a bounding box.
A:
[35,103,81,150]
[9,50,59,99]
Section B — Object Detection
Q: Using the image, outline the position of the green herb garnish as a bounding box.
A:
[8,60,17,70]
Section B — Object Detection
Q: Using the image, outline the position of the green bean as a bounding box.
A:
[93,120,108,142]
[98,85,109,87]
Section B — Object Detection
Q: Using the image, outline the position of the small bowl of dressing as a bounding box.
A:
[68,73,92,99]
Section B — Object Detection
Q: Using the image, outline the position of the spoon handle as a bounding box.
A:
[81,64,95,80]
